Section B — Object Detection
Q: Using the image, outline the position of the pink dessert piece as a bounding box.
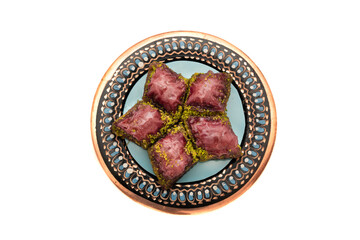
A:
[144,62,187,114]
[148,125,197,189]
[187,115,241,161]
[112,101,171,149]
[186,71,232,113]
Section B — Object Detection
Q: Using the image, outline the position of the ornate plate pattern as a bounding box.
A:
[91,31,276,214]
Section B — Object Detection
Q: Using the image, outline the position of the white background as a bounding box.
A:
[1,0,359,239]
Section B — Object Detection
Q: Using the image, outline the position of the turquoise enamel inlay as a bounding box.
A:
[110,93,118,98]
[135,58,143,67]
[116,77,125,83]
[256,105,264,111]
[118,162,127,171]
[106,101,114,107]
[131,177,139,184]
[153,188,160,197]
[253,91,261,97]
[164,43,171,52]
[245,78,253,85]
[252,142,260,149]
[149,50,156,58]
[109,142,117,150]
[104,117,112,124]
[170,192,177,201]
[248,150,258,157]
[110,151,118,157]
[235,170,242,178]
[221,182,229,191]
[141,53,149,61]
[225,56,232,65]
[104,108,112,114]
[106,134,114,141]
[146,185,154,193]
[204,189,210,199]
[194,43,200,50]
[161,190,168,198]
[244,157,253,165]
[237,66,244,73]
[257,112,265,118]
[114,156,121,164]
[228,176,236,185]
[250,83,258,90]
[231,61,239,69]
[122,69,130,77]
[129,64,136,72]
[255,127,265,133]
[212,186,221,195]
[217,52,224,59]
[179,41,185,49]
[113,84,121,91]
[196,191,203,200]
[188,191,194,201]
[256,119,266,125]
[139,181,146,189]
[240,164,249,172]
[179,192,186,201]
[124,168,133,178]
[157,46,163,54]
[202,45,208,53]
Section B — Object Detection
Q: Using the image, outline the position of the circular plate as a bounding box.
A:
[91,31,277,214]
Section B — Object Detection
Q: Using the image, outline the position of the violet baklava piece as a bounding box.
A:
[183,114,242,161]
[111,101,174,149]
[185,71,232,114]
[148,124,198,189]
[143,61,187,120]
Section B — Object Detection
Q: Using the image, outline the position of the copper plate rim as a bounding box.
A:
[90,30,277,215]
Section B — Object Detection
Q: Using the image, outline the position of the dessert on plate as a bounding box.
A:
[111,62,241,189]
[183,114,242,161]
[148,124,198,189]
[111,101,173,149]
[185,71,232,114]
[143,61,187,120]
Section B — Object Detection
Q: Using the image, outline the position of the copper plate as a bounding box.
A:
[91,31,277,214]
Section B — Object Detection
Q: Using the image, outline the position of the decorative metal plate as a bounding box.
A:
[91,31,277,214]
